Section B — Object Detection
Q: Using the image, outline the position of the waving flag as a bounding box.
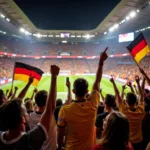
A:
[14,62,44,86]
[127,33,150,63]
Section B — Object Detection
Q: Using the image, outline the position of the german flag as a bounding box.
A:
[14,62,44,86]
[127,33,150,63]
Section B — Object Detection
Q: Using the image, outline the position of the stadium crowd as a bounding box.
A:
[0,48,150,150]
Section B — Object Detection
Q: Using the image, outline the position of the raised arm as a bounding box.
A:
[30,88,38,101]
[10,87,18,99]
[5,89,9,97]
[40,65,59,132]
[64,80,72,105]
[135,75,144,103]
[92,48,108,91]
[7,89,13,100]
[139,68,150,86]
[99,89,104,101]
[127,81,135,94]
[133,84,139,95]
[110,77,122,107]
[121,85,126,99]
[18,75,34,99]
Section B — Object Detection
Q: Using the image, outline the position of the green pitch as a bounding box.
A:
[0,75,127,101]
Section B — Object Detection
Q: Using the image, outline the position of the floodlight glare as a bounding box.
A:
[137,9,140,12]
[109,27,114,32]
[104,32,107,35]
[126,16,130,20]
[114,24,119,29]
[85,34,90,39]
[20,28,25,33]
[0,14,5,18]
[130,11,136,18]
[62,41,67,43]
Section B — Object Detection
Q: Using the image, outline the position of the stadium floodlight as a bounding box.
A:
[126,16,130,20]
[36,33,41,38]
[62,40,67,43]
[114,24,119,29]
[90,35,95,37]
[130,11,136,18]
[77,35,81,38]
[109,27,114,32]
[6,18,10,22]
[55,35,60,37]
[104,32,107,35]
[20,28,25,33]
[71,35,75,37]
[0,14,5,18]
[137,9,140,12]
[85,34,90,39]
[48,35,54,37]
[3,32,6,34]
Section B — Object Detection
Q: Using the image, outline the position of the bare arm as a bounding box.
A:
[5,89,9,97]
[127,82,135,94]
[30,88,38,101]
[92,48,108,91]
[133,84,139,95]
[121,85,126,99]
[64,81,72,105]
[17,76,34,100]
[10,87,18,99]
[40,65,59,133]
[135,76,144,103]
[110,77,123,107]
[139,68,150,86]
[99,89,104,101]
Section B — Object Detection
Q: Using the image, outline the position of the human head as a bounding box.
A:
[126,92,137,106]
[73,78,88,98]
[100,112,129,149]
[0,89,7,106]
[0,99,28,131]
[35,90,48,107]
[24,100,33,111]
[56,99,63,107]
[104,94,115,108]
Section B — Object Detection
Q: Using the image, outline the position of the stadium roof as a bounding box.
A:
[0,0,149,43]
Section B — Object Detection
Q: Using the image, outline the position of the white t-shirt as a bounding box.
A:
[28,112,57,150]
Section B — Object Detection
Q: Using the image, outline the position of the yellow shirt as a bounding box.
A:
[57,90,100,150]
[119,102,145,144]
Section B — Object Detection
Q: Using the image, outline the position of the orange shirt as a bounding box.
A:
[119,102,145,143]
[57,90,100,150]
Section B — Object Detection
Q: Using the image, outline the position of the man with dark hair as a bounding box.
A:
[28,90,57,150]
[56,99,63,107]
[110,75,145,150]
[57,48,108,150]
[95,94,115,138]
[126,92,137,106]
[0,65,60,150]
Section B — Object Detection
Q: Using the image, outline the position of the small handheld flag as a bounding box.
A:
[127,33,150,63]
[13,62,44,86]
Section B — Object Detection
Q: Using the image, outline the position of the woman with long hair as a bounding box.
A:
[93,111,133,150]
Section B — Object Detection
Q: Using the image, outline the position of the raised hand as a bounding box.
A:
[100,47,108,63]
[66,80,70,88]
[135,75,140,83]
[14,86,18,91]
[34,88,38,93]
[28,74,35,84]
[122,85,126,89]
[127,81,132,87]
[50,65,60,77]
[110,77,115,83]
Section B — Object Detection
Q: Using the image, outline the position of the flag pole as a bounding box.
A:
[11,61,16,91]
[126,47,141,69]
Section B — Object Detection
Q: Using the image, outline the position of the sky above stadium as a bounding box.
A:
[14,0,120,30]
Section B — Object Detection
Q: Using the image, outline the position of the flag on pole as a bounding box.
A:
[127,33,150,63]
[14,62,44,86]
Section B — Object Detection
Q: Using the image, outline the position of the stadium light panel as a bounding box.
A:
[77,35,81,38]
[85,34,90,39]
[48,35,53,37]
[36,33,41,38]
[114,24,119,29]
[137,9,140,12]
[3,32,6,34]
[126,16,130,20]
[20,28,25,33]
[109,27,114,32]
[62,40,67,43]
[130,11,136,18]
[71,35,75,37]
[104,32,107,35]
[0,14,5,18]
[6,18,10,22]
[56,35,60,37]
